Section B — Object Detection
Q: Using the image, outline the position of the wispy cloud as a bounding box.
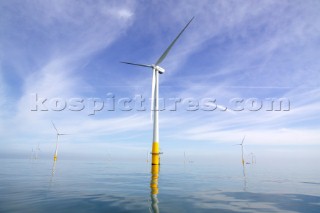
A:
[0,1,137,142]
[0,64,5,107]
[158,85,320,145]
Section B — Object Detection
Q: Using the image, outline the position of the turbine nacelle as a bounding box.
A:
[154,65,165,74]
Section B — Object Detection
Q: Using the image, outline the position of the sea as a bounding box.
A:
[0,157,320,213]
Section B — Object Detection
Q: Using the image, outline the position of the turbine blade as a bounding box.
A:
[120,61,153,68]
[155,17,194,66]
[151,69,156,122]
[51,121,59,134]
[241,135,246,145]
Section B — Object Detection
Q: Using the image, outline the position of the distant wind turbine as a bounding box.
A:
[235,135,246,166]
[30,148,34,159]
[51,121,68,161]
[35,144,40,159]
[235,135,247,190]
[121,17,194,165]
[250,152,256,164]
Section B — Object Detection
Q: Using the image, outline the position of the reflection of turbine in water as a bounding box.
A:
[51,160,57,176]
[50,160,57,184]
[235,136,247,191]
[149,164,160,213]
[121,17,194,165]
[51,121,68,161]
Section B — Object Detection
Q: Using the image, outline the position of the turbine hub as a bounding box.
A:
[155,65,165,74]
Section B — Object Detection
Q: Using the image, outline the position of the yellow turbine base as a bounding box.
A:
[150,164,159,195]
[151,142,160,165]
[53,155,57,161]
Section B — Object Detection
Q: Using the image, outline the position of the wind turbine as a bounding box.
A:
[235,135,246,166]
[51,121,68,161]
[35,144,40,159]
[235,136,247,190]
[30,148,34,159]
[250,152,256,164]
[121,17,194,165]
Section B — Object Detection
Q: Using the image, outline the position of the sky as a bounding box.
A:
[0,0,319,161]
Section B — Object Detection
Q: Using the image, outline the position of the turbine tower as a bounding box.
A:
[121,17,194,165]
[51,121,68,161]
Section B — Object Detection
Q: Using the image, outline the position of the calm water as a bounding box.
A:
[0,158,320,213]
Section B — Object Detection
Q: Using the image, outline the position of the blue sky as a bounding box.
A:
[0,0,319,161]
